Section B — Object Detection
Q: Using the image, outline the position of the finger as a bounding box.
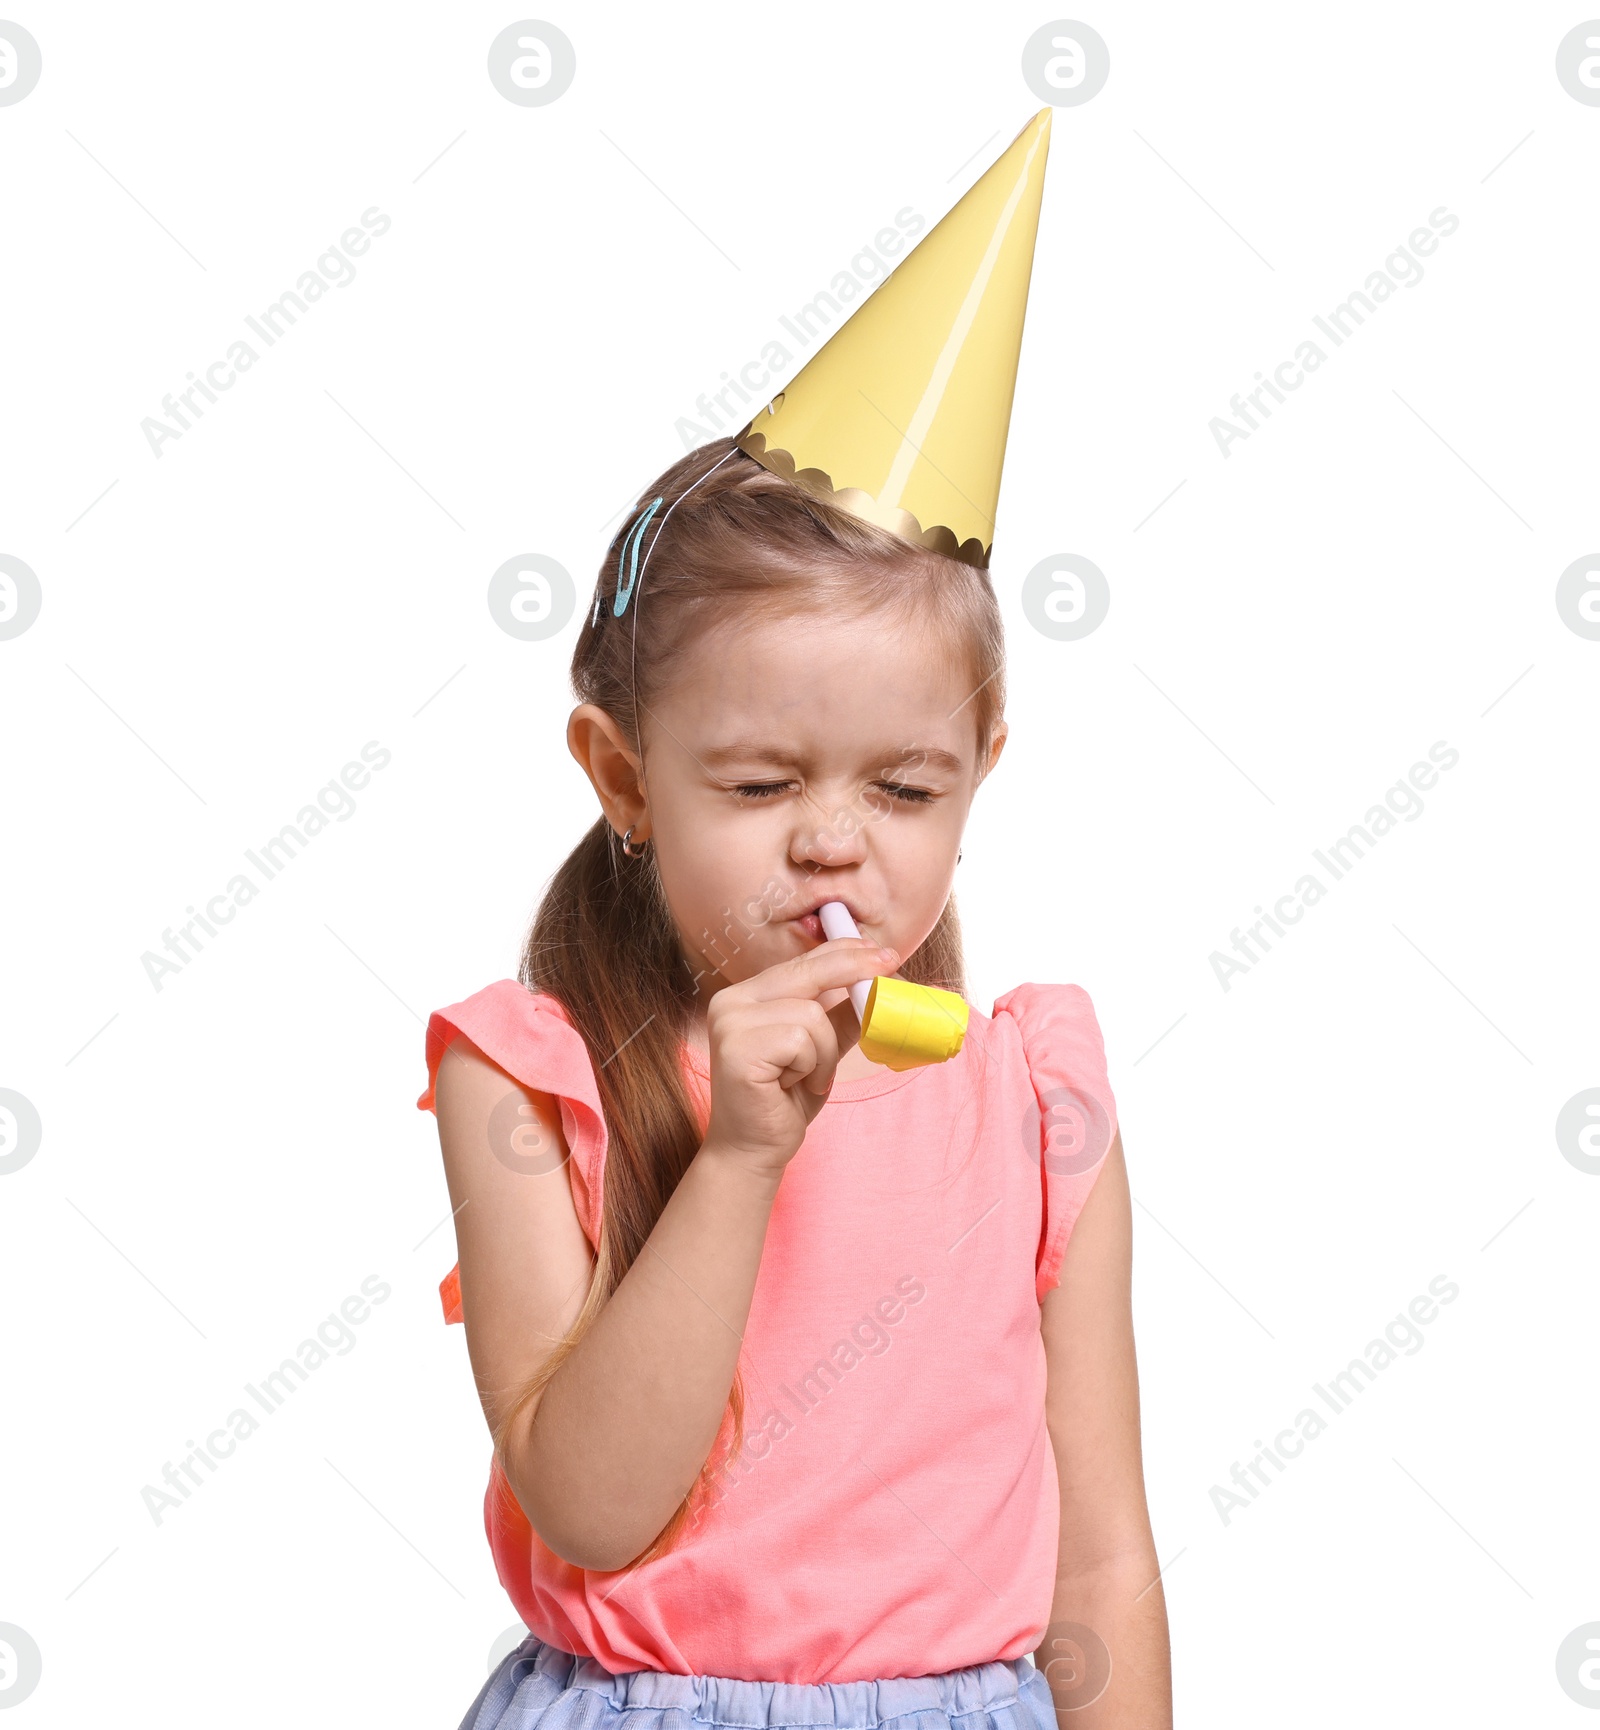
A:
[825,994,861,1057]
[796,1001,843,1098]
[736,937,899,1006]
[770,1022,821,1093]
[797,1070,836,1126]
[732,1000,841,1096]
[775,1001,848,1122]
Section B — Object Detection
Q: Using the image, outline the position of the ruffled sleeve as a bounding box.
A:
[415,979,607,1324]
[992,983,1120,1305]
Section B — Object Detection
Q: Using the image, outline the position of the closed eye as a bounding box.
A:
[728,780,936,803]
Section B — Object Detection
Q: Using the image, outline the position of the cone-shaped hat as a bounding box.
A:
[736,109,1051,569]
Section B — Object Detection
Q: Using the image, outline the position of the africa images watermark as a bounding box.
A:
[140,1275,391,1524]
[140,741,391,991]
[1210,740,1458,992]
[1209,1273,1460,1525]
[1209,206,1460,458]
[673,207,926,449]
[140,206,392,458]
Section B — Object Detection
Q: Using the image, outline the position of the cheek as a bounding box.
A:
[653,803,774,918]
[880,797,963,861]
[875,806,966,922]
[895,826,958,894]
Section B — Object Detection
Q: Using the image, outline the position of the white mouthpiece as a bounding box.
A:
[817,901,872,1020]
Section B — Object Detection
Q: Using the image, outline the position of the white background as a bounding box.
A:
[3,1,1597,1724]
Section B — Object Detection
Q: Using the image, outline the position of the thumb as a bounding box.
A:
[798,1071,836,1125]
[826,995,862,1056]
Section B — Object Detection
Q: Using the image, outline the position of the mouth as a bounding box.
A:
[785,894,868,944]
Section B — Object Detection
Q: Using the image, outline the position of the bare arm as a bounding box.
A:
[434,1040,784,1571]
[432,938,894,1573]
[1033,1130,1173,1727]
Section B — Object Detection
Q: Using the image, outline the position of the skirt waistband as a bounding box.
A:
[461,1634,1051,1730]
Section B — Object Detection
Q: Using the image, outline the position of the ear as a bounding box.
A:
[982,718,1009,779]
[567,704,650,840]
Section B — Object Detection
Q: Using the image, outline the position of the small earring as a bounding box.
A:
[621,825,648,858]
[958,849,964,864]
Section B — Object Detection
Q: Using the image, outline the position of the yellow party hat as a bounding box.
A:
[736,109,1052,569]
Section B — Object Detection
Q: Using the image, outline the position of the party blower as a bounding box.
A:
[816,902,969,1072]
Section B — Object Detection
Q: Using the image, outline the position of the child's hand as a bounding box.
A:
[700,938,899,1179]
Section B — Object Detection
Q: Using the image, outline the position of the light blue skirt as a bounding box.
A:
[458,1634,1056,1730]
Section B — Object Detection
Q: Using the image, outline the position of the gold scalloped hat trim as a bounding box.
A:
[735,109,1052,571]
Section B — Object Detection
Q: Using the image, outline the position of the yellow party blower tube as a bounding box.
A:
[817,901,969,1072]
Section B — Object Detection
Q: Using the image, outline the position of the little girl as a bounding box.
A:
[418,113,1171,1730]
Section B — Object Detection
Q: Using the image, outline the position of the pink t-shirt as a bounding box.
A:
[416,977,1118,1685]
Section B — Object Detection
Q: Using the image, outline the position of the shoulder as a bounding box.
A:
[990,982,1113,1090]
[989,984,1120,1304]
[987,982,1116,1144]
[416,981,611,1310]
[416,979,600,1118]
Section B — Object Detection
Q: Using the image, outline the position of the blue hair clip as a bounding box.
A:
[611,496,664,619]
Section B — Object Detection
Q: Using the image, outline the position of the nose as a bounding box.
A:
[789,799,869,870]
